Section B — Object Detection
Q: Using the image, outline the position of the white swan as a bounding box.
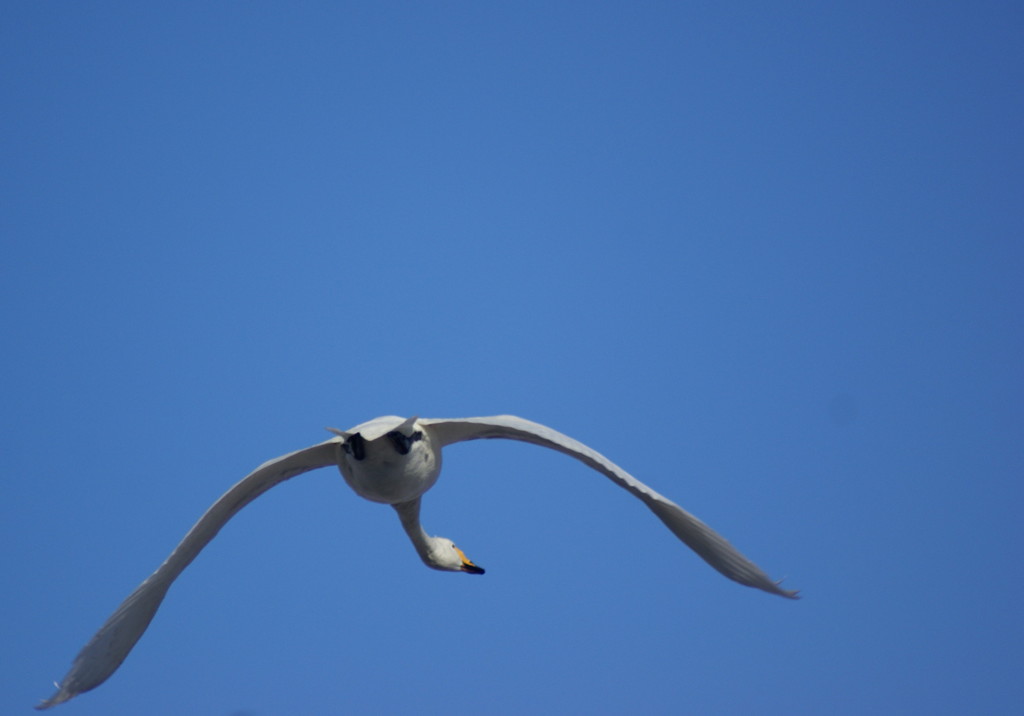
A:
[38,414,798,709]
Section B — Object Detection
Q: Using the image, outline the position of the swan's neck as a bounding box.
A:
[392,498,437,567]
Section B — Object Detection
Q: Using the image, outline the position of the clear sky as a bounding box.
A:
[3,3,1022,714]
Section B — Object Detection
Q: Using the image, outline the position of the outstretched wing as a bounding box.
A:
[421,415,798,600]
[37,438,342,710]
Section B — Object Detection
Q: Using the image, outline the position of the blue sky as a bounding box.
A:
[3,3,1022,714]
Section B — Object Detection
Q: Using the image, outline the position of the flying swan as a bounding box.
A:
[38,414,798,709]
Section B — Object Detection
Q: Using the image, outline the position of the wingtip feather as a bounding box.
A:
[35,684,72,710]
[774,578,801,599]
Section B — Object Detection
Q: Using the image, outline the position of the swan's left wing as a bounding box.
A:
[37,437,342,710]
[421,415,798,599]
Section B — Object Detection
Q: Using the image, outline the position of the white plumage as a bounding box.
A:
[38,414,798,709]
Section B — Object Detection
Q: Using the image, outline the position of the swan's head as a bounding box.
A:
[427,537,485,574]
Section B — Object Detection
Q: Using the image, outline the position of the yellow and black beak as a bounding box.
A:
[455,547,485,575]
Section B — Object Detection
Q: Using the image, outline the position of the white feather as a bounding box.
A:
[38,415,797,709]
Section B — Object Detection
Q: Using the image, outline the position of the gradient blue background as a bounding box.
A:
[3,3,1022,714]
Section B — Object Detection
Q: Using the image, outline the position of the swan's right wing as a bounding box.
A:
[37,437,342,710]
[422,415,798,600]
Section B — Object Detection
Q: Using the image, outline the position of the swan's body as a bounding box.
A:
[38,414,798,709]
